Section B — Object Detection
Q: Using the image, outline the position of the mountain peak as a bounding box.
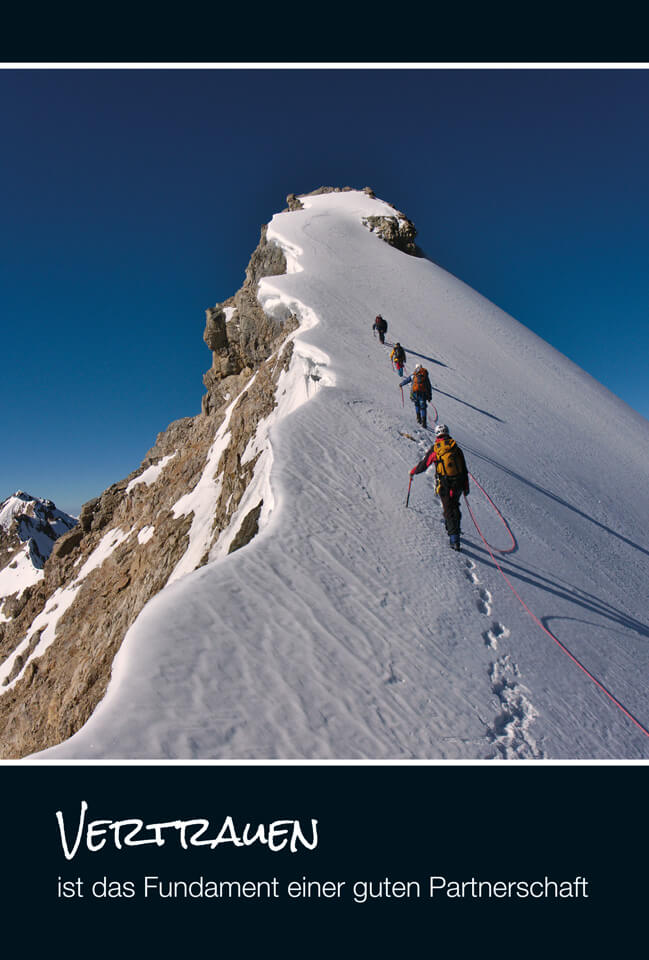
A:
[0,493,77,622]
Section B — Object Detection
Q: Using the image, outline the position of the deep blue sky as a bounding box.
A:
[2,68,648,514]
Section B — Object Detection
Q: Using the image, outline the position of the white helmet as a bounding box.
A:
[414,363,422,372]
[435,424,450,437]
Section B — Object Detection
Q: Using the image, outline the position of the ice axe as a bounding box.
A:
[405,475,413,508]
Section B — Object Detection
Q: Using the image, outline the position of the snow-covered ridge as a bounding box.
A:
[169,280,334,578]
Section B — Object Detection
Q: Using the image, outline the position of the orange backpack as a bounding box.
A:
[411,367,428,393]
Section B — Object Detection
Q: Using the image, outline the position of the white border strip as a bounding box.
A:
[2,62,649,69]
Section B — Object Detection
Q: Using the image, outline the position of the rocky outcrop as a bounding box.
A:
[362,212,419,256]
[51,526,84,559]
[228,500,263,554]
[206,340,294,557]
[201,224,297,415]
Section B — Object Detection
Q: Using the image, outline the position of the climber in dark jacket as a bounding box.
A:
[373,314,388,344]
[409,423,469,550]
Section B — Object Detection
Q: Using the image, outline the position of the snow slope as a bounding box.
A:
[34,191,649,760]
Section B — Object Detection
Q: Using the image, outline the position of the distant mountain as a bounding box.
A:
[0,491,76,619]
[3,187,649,761]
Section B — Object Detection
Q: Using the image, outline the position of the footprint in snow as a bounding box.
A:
[485,655,543,759]
[463,558,514,657]
[476,588,492,616]
[464,560,480,586]
[483,621,510,650]
[463,555,512,652]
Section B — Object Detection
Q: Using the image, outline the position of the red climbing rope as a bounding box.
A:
[466,472,516,554]
[466,488,649,741]
[400,400,647,741]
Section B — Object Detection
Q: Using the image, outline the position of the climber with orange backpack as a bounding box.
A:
[400,363,432,428]
[408,424,469,551]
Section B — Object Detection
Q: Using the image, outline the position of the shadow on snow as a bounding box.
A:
[434,389,505,423]
[462,541,649,642]
[463,446,649,561]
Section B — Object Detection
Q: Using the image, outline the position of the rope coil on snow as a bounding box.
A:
[466,472,516,554]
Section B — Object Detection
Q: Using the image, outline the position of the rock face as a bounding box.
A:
[362,212,419,256]
[201,223,297,415]
[0,186,419,759]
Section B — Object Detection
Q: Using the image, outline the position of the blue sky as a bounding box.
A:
[2,67,648,514]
